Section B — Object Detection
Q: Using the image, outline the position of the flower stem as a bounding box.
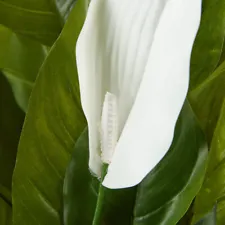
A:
[92,164,108,225]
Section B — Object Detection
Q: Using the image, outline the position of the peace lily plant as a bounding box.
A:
[76,0,202,189]
[2,0,225,224]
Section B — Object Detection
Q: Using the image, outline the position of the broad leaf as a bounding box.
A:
[133,102,208,225]
[63,128,137,225]
[0,25,47,111]
[189,60,225,142]
[192,101,225,225]
[63,128,99,225]
[92,185,136,225]
[190,0,225,90]
[12,1,88,224]
[0,74,24,225]
[63,102,208,225]
[0,0,61,45]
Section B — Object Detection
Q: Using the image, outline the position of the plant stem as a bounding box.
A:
[92,164,108,225]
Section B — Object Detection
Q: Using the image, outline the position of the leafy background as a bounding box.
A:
[0,0,224,224]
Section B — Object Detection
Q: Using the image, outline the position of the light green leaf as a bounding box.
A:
[133,102,208,225]
[190,0,225,90]
[0,25,47,111]
[0,0,62,45]
[12,0,88,224]
[218,39,225,66]
[192,101,225,225]
[195,205,217,225]
[53,0,77,23]
[0,73,24,225]
[189,60,225,142]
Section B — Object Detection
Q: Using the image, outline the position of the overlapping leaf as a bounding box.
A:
[0,197,12,225]
[63,102,208,225]
[53,0,77,22]
[0,74,24,225]
[194,205,216,225]
[12,1,88,224]
[0,25,47,111]
[5,0,221,225]
[0,0,62,45]
[63,128,99,225]
[192,101,225,225]
[133,102,208,225]
[189,61,225,142]
[63,128,137,225]
[190,0,225,90]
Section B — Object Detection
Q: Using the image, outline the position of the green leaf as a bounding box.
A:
[195,205,217,225]
[218,39,225,66]
[192,101,225,225]
[0,0,62,45]
[63,102,208,225]
[53,0,78,23]
[190,0,225,90]
[189,60,225,142]
[63,128,137,225]
[12,1,88,224]
[0,73,24,225]
[63,128,99,225]
[93,184,136,225]
[0,25,47,111]
[133,102,208,225]
[0,197,12,225]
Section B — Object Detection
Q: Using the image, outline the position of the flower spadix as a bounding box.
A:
[76,0,202,189]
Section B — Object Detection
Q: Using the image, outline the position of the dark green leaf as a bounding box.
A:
[0,25,47,111]
[0,73,24,225]
[194,205,217,225]
[189,60,225,142]
[63,127,137,225]
[192,101,225,225]
[63,102,208,225]
[190,0,225,90]
[133,102,208,225]
[12,1,88,224]
[91,171,136,225]
[63,128,99,225]
[0,0,62,45]
[0,197,12,225]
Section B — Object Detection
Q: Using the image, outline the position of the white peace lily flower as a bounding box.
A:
[76,0,202,189]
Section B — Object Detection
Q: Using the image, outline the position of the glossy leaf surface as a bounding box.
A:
[0,25,47,111]
[0,0,61,45]
[12,1,87,224]
[63,102,208,225]
[190,0,225,90]
[189,60,225,142]
[133,102,208,225]
[63,128,99,225]
[63,128,137,225]
[192,101,225,225]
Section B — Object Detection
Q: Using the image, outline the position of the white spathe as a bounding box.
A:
[76,0,202,189]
